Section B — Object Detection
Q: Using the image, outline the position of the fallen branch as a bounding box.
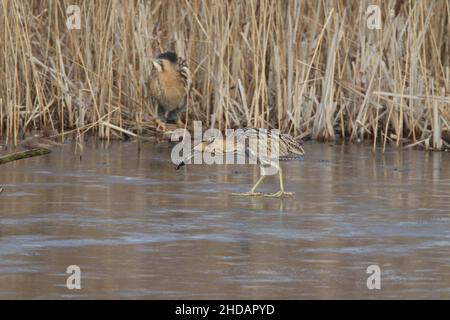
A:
[0,148,51,165]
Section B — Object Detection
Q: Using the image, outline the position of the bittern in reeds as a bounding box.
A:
[149,51,191,125]
[177,128,305,198]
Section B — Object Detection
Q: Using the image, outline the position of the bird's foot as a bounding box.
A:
[231,191,262,197]
[155,119,166,132]
[263,190,294,198]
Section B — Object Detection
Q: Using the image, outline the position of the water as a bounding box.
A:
[0,141,449,299]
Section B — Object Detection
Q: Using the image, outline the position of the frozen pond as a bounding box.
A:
[0,141,449,299]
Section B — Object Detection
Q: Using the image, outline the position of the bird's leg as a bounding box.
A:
[154,104,168,131]
[176,112,185,127]
[173,105,186,126]
[232,174,265,197]
[263,167,294,198]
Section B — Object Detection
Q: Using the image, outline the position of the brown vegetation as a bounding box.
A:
[0,0,449,150]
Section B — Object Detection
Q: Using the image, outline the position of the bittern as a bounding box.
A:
[149,51,191,125]
[176,128,305,198]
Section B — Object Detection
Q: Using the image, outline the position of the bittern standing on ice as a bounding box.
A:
[176,128,305,198]
[149,51,191,125]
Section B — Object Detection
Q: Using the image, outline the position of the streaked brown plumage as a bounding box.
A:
[149,51,191,124]
[177,128,305,197]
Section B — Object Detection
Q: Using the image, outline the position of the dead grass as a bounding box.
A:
[0,0,449,150]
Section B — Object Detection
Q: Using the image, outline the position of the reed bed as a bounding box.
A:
[0,0,449,150]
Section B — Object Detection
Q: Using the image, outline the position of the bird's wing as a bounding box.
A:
[235,128,277,164]
[237,128,305,161]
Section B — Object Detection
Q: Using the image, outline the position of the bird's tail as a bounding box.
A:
[279,133,304,155]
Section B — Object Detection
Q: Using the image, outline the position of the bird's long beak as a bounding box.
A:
[175,150,198,170]
[152,59,162,72]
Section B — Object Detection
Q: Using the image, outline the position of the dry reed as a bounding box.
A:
[0,0,449,150]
